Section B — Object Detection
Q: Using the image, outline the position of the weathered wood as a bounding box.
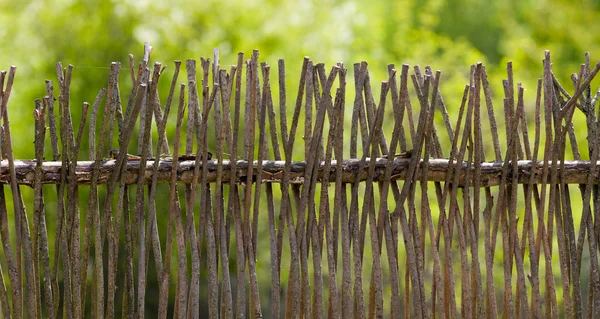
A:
[4,47,600,318]
[2,157,598,186]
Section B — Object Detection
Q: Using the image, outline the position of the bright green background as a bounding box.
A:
[2,0,600,159]
[1,0,600,317]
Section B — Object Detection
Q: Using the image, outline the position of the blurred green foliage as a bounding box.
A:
[2,0,600,158]
[2,0,600,316]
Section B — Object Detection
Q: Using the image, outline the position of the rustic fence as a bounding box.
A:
[1,43,600,318]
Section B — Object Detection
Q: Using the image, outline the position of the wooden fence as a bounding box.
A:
[1,43,600,318]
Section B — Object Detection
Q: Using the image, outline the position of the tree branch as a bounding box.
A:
[1,158,597,187]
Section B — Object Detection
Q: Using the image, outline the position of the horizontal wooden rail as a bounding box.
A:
[2,158,597,186]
